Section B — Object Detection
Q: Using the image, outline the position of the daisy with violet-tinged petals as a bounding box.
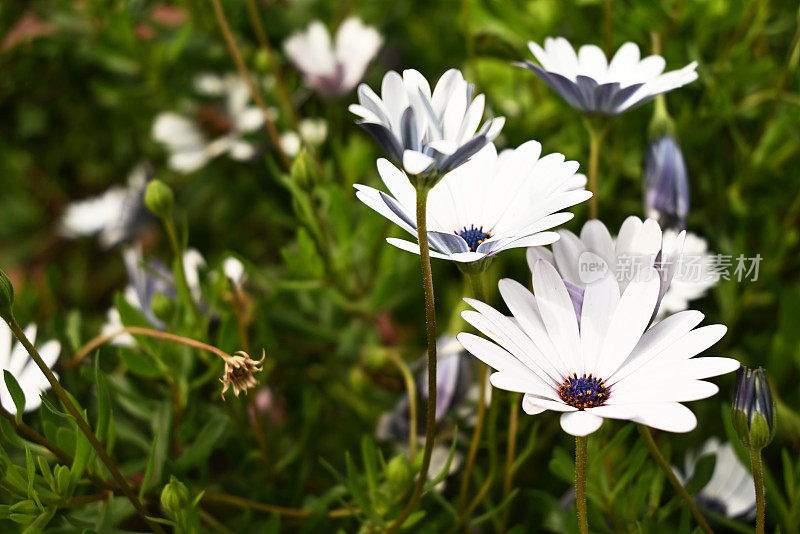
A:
[517,37,698,115]
[152,73,267,173]
[355,142,591,263]
[675,438,757,520]
[284,17,382,99]
[0,322,60,415]
[350,69,505,179]
[457,260,738,436]
[527,216,685,321]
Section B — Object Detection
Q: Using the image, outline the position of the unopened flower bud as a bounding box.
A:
[386,453,411,492]
[150,292,174,322]
[290,150,315,188]
[160,475,190,513]
[643,135,689,230]
[732,366,776,451]
[144,179,174,220]
[0,268,14,322]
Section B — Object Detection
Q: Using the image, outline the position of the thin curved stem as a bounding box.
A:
[209,0,290,168]
[386,185,438,533]
[604,0,613,56]
[387,349,418,458]
[637,424,713,534]
[5,317,166,534]
[585,120,607,219]
[201,492,356,518]
[575,436,589,534]
[500,392,520,532]
[164,219,200,324]
[68,326,234,368]
[750,449,765,534]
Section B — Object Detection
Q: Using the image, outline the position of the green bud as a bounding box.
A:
[648,95,676,140]
[144,179,174,220]
[348,367,368,393]
[290,150,315,189]
[386,453,411,492]
[0,268,14,322]
[361,347,388,370]
[160,475,190,513]
[150,292,174,322]
[732,366,776,451]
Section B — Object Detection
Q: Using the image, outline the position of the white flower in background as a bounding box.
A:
[279,131,302,158]
[356,142,590,263]
[223,256,246,288]
[299,118,328,146]
[457,260,738,436]
[675,438,756,519]
[527,216,685,320]
[517,37,698,115]
[284,17,382,98]
[659,230,718,316]
[101,247,206,346]
[59,164,151,249]
[152,73,267,173]
[0,322,60,415]
[350,69,505,176]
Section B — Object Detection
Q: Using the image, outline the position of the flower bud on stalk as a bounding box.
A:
[160,476,190,513]
[144,179,175,221]
[732,366,776,451]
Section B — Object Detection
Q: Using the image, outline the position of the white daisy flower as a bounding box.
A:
[0,322,60,415]
[284,17,382,99]
[517,37,698,115]
[350,69,505,176]
[223,256,246,288]
[152,73,266,173]
[675,438,756,519]
[59,164,150,249]
[279,131,302,158]
[526,216,685,319]
[457,260,738,436]
[659,230,718,317]
[298,118,328,147]
[355,142,590,263]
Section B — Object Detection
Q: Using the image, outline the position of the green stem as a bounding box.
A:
[387,349,418,458]
[386,185,438,533]
[499,392,520,532]
[637,424,713,534]
[575,436,589,534]
[4,317,166,534]
[584,119,607,220]
[604,0,613,56]
[164,218,201,323]
[750,449,765,534]
[458,272,489,511]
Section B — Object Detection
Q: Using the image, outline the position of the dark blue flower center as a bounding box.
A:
[455,225,492,252]
[558,373,610,409]
[695,495,728,517]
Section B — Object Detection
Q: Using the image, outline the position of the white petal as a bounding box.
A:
[632,402,697,433]
[560,410,604,436]
[402,150,435,175]
[522,393,576,414]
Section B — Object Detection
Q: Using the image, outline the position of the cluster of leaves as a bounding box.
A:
[1,0,800,532]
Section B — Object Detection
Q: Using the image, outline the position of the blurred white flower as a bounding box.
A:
[0,323,60,415]
[675,438,756,519]
[299,118,328,147]
[659,230,718,317]
[350,69,504,176]
[458,260,738,436]
[356,142,589,263]
[59,164,151,249]
[518,37,698,115]
[152,73,266,173]
[223,256,246,287]
[284,17,382,98]
[279,131,302,157]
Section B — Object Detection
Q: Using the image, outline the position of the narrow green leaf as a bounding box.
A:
[94,354,112,444]
[36,457,54,493]
[4,370,26,423]
[174,411,227,471]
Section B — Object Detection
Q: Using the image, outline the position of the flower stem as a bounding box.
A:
[750,449,766,534]
[499,392,520,532]
[604,0,613,56]
[458,271,489,511]
[387,349,418,458]
[208,0,290,168]
[69,325,235,366]
[575,435,589,534]
[584,119,607,219]
[4,316,166,534]
[386,185,438,533]
[201,492,356,518]
[636,424,713,534]
[164,219,201,324]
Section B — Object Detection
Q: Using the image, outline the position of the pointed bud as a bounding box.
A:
[160,475,190,513]
[732,366,776,451]
[290,150,316,189]
[643,135,690,230]
[144,179,174,220]
[386,453,411,492]
[0,268,15,322]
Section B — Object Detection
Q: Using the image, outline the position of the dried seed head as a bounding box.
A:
[220,349,265,399]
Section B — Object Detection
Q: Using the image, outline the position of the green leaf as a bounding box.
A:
[68,424,92,496]
[174,411,227,471]
[685,453,717,497]
[4,370,26,423]
[94,354,112,444]
[36,457,54,493]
